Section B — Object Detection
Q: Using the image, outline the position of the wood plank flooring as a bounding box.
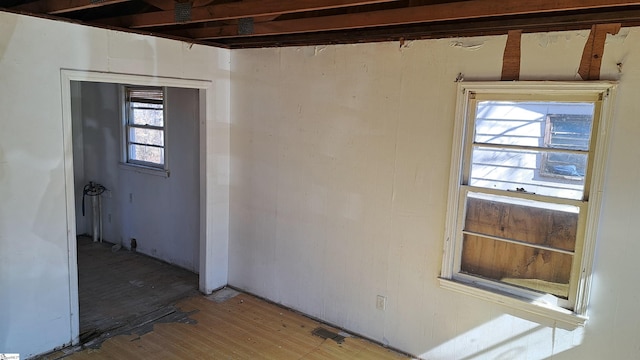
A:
[43,236,411,359]
[76,236,199,342]
[66,291,410,359]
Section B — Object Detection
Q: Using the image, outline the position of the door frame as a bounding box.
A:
[60,69,214,345]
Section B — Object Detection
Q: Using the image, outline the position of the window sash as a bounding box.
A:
[459,96,596,307]
[468,146,589,200]
[452,186,587,308]
[127,144,165,167]
[464,98,599,200]
[441,82,614,320]
[124,86,165,168]
[127,125,165,147]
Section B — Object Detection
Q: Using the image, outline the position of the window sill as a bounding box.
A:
[119,163,169,178]
[438,277,587,328]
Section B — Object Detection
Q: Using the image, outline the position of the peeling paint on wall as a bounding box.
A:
[533,33,575,48]
[607,28,631,44]
[449,39,484,51]
[399,38,414,51]
[300,45,328,57]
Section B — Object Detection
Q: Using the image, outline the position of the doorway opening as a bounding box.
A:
[61,71,213,345]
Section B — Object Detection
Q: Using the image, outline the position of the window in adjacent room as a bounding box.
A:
[539,114,592,180]
[440,82,615,325]
[124,86,166,169]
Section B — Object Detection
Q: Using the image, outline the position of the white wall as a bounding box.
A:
[229,31,640,358]
[0,11,229,357]
[3,7,640,359]
[74,82,201,272]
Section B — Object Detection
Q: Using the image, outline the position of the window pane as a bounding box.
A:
[129,127,164,146]
[541,152,587,179]
[475,101,594,150]
[470,146,587,199]
[131,105,163,126]
[548,115,592,150]
[132,102,162,109]
[464,192,579,252]
[129,144,164,165]
[461,235,571,298]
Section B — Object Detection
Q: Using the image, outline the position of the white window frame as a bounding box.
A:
[439,81,616,326]
[121,86,169,174]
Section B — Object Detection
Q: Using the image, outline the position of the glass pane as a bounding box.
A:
[461,235,571,298]
[541,152,587,178]
[475,101,594,150]
[132,102,162,109]
[548,115,592,150]
[129,144,164,165]
[131,105,163,126]
[470,146,587,200]
[129,127,164,146]
[464,192,579,252]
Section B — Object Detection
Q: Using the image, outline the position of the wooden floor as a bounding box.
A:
[76,236,199,343]
[44,237,410,359]
[62,290,410,359]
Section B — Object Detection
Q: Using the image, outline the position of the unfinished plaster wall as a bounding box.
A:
[0,11,230,357]
[75,83,200,272]
[229,30,640,359]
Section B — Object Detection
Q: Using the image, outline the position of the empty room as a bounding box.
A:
[1,1,640,359]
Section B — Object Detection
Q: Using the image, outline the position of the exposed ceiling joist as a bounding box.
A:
[11,0,131,14]
[181,0,640,39]
[222,9,640,48]
[98,0,400,28]
[139,0,175,11]
[192,0,216,6]
[5,0,640,48]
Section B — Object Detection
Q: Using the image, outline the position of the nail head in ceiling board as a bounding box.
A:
[238,18,255,35]
[578,23,621,80]
[501,29,522,81]
[175,2,193,23]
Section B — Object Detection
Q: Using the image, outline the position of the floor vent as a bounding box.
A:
[312,327,346,344]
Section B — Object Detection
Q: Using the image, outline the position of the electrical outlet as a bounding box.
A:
[376,295,386,311]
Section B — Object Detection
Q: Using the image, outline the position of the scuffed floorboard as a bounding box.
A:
[63,293,411,359]
[75,236,199,343]
[41,238,410,359]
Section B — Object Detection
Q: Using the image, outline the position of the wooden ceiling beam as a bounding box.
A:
[192,0,219,6]
[138,0,235,11]
[183,0,640,39]
[218,9,640,48]
[139,0,176,11]
[98,0,400,28]
[11,0,131,14]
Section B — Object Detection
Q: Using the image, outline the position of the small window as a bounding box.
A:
[540,114,592,180]
[124,87,165,168]
[440,82,615,324]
